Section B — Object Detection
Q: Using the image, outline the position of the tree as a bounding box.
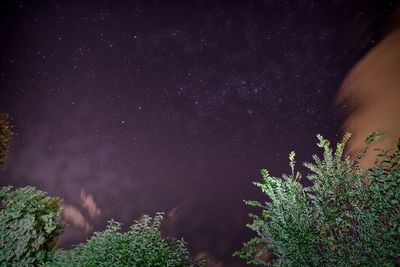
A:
[0,113,14,170]
[46,212,206,267]
[234,133,400,266]
[0,186,65,265]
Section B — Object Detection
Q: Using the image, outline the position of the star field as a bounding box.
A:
[0,0,396,265]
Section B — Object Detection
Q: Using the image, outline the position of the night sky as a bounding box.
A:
[0,1,398,266]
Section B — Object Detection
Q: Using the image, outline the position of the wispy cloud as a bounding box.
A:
[81,189,101,218]
[63,204,92,233]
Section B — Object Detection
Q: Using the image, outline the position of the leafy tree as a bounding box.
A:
[0,186,65,266]
[235,133,400,266]
[0,113,14,170]
[46,212,206,267]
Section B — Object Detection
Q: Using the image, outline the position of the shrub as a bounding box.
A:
[46,212,206,267]
[234,133,400,266]
[0,186,65,266]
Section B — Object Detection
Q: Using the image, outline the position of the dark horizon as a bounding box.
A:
[0,1,398,266]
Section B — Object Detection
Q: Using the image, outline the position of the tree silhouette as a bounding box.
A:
[0,113,14,170]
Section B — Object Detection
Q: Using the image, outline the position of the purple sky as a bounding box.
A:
[0,1,396,266]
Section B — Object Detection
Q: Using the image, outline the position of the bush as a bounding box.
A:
[235,133,400,266]
[46,212,206,267]
[0,186,65,266]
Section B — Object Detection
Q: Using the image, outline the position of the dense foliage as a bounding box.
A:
[0,114,203,267]
[46,212,206,267]
[0,113,14,170]
[0,186,65,266]
[235,133,400,266]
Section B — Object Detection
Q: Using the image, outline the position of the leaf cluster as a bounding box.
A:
[0,186,65,266]
[46,212,206,267]
[235,133,400,266]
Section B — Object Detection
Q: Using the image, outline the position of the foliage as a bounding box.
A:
[0,114,202,267]
[0,114,204,266]
[0,186,65,266]
[235,133,400,266]
[46,212,206,267]
[0,113,14,170]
